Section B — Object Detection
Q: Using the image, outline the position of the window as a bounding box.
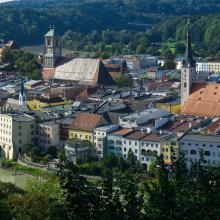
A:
[124,148,126,152]
[19,132,22,136]
[19,126,21,130]
[135,149,138,153]
[19,140,22,144]
[190,150,196,155]
[204,151,210,156]
[188,143,191,146]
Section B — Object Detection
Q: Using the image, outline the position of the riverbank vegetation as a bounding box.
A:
[1,154,220,219]
[1,160,49,177]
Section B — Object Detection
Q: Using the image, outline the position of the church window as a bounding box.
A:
[47,38,52,46]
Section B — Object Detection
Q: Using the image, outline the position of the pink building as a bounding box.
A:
[37,121,60,150]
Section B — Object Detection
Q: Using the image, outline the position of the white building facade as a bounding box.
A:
[180,134,220,169]
[0,113,35,160]
[93,125,119,160]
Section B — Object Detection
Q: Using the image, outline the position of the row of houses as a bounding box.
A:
[1,108,220,170]
[65,112,220,170]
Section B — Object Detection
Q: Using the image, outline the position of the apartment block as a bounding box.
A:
[180,134,220,169]
[0,113,35,160]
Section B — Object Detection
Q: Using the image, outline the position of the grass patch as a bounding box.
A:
[1,160,51,178]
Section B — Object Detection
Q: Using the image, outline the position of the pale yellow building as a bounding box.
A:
[160,133,179,165]
[0,113,35,160]
[68,112,108,143]
[208,62,220,73]
[27,98,67,111]
[156,102,181,114]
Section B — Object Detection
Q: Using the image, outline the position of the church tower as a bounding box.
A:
[43,26,62,68]
[19,77,28,112]
[181,18,196,105]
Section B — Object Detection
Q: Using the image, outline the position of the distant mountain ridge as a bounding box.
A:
[1,0,220,48]
[3,0,220,15]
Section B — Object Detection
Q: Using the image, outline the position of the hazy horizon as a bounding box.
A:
[0,0,15,3]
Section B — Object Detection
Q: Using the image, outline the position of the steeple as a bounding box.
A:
[19,77,28,112]
[181,17,197,106]
[185,17,195,67]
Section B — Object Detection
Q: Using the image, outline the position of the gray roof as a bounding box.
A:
[12,114,35,122]
[120,109,171,124]
[181,134,220,143]
[95,125,119,132]
[54,58,101,85]
[45,28,57,37]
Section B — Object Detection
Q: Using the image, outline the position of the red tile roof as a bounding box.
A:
[69,113,105,132]
[207,119,220,134]
[141,134,161,142]
[181,83,220,117]
[111,128,133,136]
[42,68,56,80]
[125,130,148,140]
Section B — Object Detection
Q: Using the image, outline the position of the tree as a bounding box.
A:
[1,47,14,64]
[118,170,143,220]
[0,181,23,220]
[8,178,66,220]
[115,75,133,88]
[58,156,102,220]
[175,42,186,54]
[164,60,176,70]
[24,144,34,155]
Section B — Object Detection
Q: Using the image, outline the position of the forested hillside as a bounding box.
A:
[1,0,220,57]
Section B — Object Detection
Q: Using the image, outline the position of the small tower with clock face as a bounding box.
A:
[43,26,62,68]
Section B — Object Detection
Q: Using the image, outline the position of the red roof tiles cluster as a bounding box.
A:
[181,83,220,117]
[69,113,106,132]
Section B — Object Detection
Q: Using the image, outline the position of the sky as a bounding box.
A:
[0,0,14,2]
